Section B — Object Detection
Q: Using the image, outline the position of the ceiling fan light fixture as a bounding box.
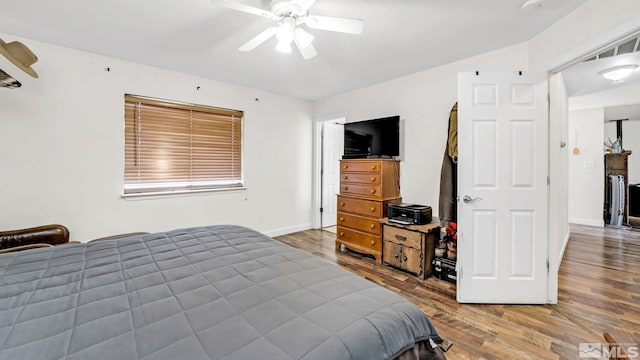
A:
[599,64,638,81]
[275,39,292,53]
[276,19,295,43]
[294,28,314,49]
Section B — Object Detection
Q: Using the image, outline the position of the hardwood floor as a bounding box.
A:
[275,224,640,359]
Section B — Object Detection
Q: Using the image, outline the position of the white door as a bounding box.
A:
[322,120,344,227]
[457,72,549,303]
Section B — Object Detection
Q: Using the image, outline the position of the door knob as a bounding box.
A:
[463,195,482,203]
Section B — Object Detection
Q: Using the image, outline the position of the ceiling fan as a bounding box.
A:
[213,0,364,60]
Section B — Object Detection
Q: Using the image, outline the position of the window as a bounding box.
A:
[124,95,243,195]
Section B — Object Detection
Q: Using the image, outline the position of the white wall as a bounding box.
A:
[314,43,529,214]
[569,83,640,226]
[568,108,605,227]
[0,34,314,242]
[570,82,640,110]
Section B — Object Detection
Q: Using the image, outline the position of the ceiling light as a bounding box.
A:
[294,28,314,49]
[521,0,543,13]
[276,19,295,43]
[599,65,638,81]
[275,39,292,53]
[275,18,295,54]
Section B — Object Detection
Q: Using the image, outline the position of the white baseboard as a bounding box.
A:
[568,217,604,227]
[264,223,313,237]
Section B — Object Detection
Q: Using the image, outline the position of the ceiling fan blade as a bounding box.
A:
[239,27,277,52]
[213,0,278,20]
[291,0,316,13]
[295,39,317,60]
[306,15,364,35]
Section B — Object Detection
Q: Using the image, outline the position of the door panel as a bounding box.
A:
[402,246,423,276]
[383,241,402,268]
[458,72,548,304]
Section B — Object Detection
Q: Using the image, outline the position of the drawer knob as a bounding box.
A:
[403,256,407,261]
[340,202,345,207]
[340,217,345,222]
[344,186,349,191]
[370,189,376,194]
[371,177,376,182]
[370,165,376,170]
[395,235,407,241]
[344,175,348,180]
[343,164,349,169]
[370,224,375,229]
[394,254,399,259]
[339,232,344,237]
[370,207,376,212]
[370,240,375,246]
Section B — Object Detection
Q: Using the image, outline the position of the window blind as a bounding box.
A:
[124,95,243,195]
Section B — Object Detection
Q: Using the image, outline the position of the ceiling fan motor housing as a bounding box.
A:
[271,1,304,18]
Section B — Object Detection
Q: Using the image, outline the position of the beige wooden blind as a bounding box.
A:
[124,95,243,194]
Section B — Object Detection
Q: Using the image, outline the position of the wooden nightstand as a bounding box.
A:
[381,219,439,279]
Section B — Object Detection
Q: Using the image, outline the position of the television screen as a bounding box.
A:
[343,116,400,159]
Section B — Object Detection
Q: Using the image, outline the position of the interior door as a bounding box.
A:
[322,120,344,227]
[457,72,549,303]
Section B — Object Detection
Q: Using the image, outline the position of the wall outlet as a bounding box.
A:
[583,160,594,169]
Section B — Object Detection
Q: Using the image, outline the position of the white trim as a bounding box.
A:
[312,113,348,229]
[568,217,604,228]
[541,19,640,73]
[122,186,246,199]
[312,120,323,229]
[559,231,570,265]
[264,223,313,237]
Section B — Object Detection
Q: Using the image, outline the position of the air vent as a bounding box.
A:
[584,37,640,62]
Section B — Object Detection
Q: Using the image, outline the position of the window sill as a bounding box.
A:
[122,186,247,200]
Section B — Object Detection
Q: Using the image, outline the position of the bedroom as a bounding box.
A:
[1,0,639,359]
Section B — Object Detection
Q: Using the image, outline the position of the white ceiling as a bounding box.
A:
[0,0,586,100]
[562,52,640,97]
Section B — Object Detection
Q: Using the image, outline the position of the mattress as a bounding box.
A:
[0,225,443,359]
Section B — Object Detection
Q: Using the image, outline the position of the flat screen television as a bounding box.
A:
[343,116,400,159]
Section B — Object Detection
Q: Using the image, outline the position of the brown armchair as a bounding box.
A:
[0,224,69,250]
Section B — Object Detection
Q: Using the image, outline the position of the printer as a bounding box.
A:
[387,203,432,225]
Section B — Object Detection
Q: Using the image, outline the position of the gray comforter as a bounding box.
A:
[0,225,442,359]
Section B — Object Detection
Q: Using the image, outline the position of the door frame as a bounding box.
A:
[543,20,640,304]
[312,114,347,229]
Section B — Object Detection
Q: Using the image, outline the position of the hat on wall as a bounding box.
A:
[0,38,38,78]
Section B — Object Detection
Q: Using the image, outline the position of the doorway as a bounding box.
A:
[559,33,640,231]
[319,117,344,231]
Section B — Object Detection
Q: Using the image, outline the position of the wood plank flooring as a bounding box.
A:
[274,224,640,359]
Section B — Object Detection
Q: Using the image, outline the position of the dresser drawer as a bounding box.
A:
[337,213,381,235]
[341,173,380,185]
[383,225,423,250]
[341,160,382,173]
[337,227,381,252]
[337,196,384,218]
[341,183,382,198]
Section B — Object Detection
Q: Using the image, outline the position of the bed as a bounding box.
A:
[0,225,445,359]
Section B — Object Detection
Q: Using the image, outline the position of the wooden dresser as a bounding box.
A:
[336,159,400,263]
